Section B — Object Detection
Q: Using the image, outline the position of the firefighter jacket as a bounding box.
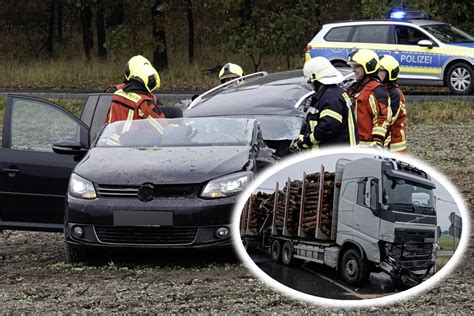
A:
[384,82,407,153]
[105,82,162,105]
[299,85,358,148]
[350,77,391,146]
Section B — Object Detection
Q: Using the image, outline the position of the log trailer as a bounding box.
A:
[240,157,438,287]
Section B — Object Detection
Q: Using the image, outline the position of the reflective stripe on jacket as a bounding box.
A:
[105,89,165,134]
[351,78,391,144]
[301,85,359,147]
[384,83,407,153]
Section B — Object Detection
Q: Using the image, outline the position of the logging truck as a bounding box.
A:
[240,157,438,288]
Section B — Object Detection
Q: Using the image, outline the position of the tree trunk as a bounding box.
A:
[80,3,93,60]
[46,0,55,57]
[106,0,124,28]
[96,0,107,60]
[186,0,194,64]
[57,0,63,43]
[151,1,168,71]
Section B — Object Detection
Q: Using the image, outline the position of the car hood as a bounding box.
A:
[75,146,252,185]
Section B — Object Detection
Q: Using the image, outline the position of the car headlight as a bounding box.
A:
[68,173,97,199]
[201,171,253,199]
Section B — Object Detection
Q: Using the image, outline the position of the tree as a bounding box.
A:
[186,0,194,64]
[80,1,94,60]
[151,1,169,70]
[96,0,107,60]
[46,0,55,57]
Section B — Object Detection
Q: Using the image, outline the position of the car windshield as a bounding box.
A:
[382,174,435,214]
[221,115,304,140]
[97,117,254,147]
[422,24,474,43]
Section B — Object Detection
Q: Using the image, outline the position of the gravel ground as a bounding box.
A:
[0,123,472,313]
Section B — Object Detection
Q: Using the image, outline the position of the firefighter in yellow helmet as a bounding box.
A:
[378,55,407,153]
[218,63,244,84]
[347,49,391,148]
[291,57,358,152]
[105,63,165,129]
[104,55,151,93]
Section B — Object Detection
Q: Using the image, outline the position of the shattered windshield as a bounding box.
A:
[224,115,304,140]
[382,174,435,215]
[97,117,254,147]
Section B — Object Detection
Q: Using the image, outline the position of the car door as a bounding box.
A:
[392,25,441,80]
[0,96,89,231]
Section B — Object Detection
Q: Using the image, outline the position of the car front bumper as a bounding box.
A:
[65,194,235,249]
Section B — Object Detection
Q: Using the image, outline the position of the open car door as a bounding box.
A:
[0,95,89,232]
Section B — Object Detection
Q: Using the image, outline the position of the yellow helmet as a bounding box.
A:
[219,63,244,83]
[131,64,161,93]
[347,49,380,74]
[124,55,151,81]
[379,55,400,81]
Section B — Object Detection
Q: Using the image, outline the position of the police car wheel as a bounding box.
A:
[446,62,473,95]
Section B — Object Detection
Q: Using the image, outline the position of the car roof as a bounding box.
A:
[323,19,446,27]
[184,71,312,117]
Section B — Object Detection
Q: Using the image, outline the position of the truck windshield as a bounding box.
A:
[382,175,435,215]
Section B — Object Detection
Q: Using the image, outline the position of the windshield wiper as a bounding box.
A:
[388,203,414,212]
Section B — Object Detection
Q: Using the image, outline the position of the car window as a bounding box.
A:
[324,26,353,42]
[394,25,430,45]
[10,98,80,152]
[351,25,390,44]
[422,24,474,44]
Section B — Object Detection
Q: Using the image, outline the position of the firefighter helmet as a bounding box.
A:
[131,64,161,93]
[303,57,344,85]
[219,63,244,83]
[347,49,380,74]
[379,55,400,81]
[124,55,151,81]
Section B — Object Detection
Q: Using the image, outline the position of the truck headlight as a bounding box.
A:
[69,173,97,199]
[201,172,253,199]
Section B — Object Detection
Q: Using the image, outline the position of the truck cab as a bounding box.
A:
[337,157,437,287]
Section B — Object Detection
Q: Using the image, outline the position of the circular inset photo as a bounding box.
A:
[232,148,468,307]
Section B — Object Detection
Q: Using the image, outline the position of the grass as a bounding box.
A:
[435,256,451,273]
[408,100,474,124]
[439,234,460,251]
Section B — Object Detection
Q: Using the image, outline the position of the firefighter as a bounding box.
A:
[378,55,407,153]
[291,57,358,151]
[218,63,244,84]
[347,49,391,148]
[105,63,165,141]
[104,55,151,93]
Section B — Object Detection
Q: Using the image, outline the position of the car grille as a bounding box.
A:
[94,226,198,245]
[95,184,201,198]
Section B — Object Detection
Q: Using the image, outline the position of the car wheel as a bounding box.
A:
[446,62,473,95]
[340,248,370,286]
[64,240,88,263]
[271,239,282,263]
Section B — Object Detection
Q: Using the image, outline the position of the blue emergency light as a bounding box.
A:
[390,11,407,19]
[387,7,430,20]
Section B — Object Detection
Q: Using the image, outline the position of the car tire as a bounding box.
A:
[281,241,303,266]
[271,239,282,263]
[64,240,88,263]
[340,248,371,286]
[446,62,473,95]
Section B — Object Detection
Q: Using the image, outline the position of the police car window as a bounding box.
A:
[324,26,353,42]
[422,24,473,44]
[351,25,390,44]
[395,26,429,45]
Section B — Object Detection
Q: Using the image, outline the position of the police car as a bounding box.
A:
[305,9,474,94]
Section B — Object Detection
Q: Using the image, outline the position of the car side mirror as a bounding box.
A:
[52,139,88,156]
[418,39,433,49]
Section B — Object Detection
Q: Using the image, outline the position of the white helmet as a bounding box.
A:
[303,57,344,85]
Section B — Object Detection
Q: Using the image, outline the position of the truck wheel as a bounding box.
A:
[64,240,88,263]
[446,62,473,95]
[271,239,282,263]
[340,248,370,286]
[242,237,249,251]
[281,241,302,266]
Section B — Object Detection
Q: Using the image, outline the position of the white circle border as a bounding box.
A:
[231,146,470,308]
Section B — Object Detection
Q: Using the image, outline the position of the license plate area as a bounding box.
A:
[113,211,173,226]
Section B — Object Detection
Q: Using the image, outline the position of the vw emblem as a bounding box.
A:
[138,183,155,202]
